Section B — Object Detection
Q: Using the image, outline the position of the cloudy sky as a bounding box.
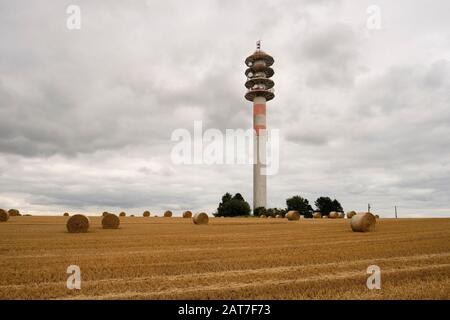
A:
[1,0,449,217]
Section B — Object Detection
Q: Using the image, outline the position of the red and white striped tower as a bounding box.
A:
[245,42,275,210]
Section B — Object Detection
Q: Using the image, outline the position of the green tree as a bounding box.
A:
[215,193,251,217]
[286,196,313,218]
[233,193,244,201]
[332,199,343,213]
[253,207,266,216]
[315,197,344,216]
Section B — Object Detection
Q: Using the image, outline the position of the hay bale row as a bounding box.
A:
[346,211,357,219]
[66,214,90,233]
[193,212,209,225]
[164,210,172,218]
[0,209,9,222]
[313,212,322,219]
[329,211,339,219]
[102,213,120,229]
[143,210,151,217]
[183,211,192,218]
[350,212,376,232]
[286,211,300,221]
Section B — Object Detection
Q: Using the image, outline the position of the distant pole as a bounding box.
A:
[368,203,371,213]
[395,206,398,219]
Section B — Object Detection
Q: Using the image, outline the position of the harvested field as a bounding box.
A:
[0,216,449,300]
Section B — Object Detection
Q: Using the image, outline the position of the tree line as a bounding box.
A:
[214,193,343,218]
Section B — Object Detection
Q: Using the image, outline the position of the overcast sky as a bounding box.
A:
[1,0,449,217]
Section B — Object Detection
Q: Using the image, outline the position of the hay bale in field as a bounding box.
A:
[338,212,345,219]
[8,209,21,216]
[350,212,376,232]
[275,214,282,219]
[375,214,380,219]
[268,216,273,219]
[313,212,322,219]
[286,211,300,221]
[322,216,328,219]
[183,211,192,218]
[193,212,209,225]
[102,211,109,217]
[260,214,267,218]
[329,211,338,219]
[119,212,126,217]
[130,214,135,217]
[0,209,9,222]
[63,212,69,217]
[346,211,357,219]
[102,213,120,229]
[143,210,151,217]
[66,214,90,233]
[164,210,172,218]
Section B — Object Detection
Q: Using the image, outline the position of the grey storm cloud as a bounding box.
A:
[0,0,449,217]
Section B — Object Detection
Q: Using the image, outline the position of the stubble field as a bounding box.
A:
[0,216,449,300]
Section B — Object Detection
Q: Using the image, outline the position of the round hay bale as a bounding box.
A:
[322,216,329,219]
[313,212,322,219]
[339,212,345,219]
[63,212,69,217]
[268,216,273,219]
[260,214,267,218]
[0,209,9,222]
[143,210,151,217]
[193,212,209,225]
[350,212,376,232]
[183,211,192,218]
[329,211,338,219]
[275,214,282,219]
[119,212,126,217]
[346,211,357,219]
[102,211,109,217]
[102,213,120,229]
[8,209,20,217]
[375,214,380,219]
[130,214,135,217]
[164,210,172,218]
[286,211,300,221]
[66,214,90,233]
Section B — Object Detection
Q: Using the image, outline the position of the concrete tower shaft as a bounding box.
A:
[244,43,275,210]
[253,95,267,209]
